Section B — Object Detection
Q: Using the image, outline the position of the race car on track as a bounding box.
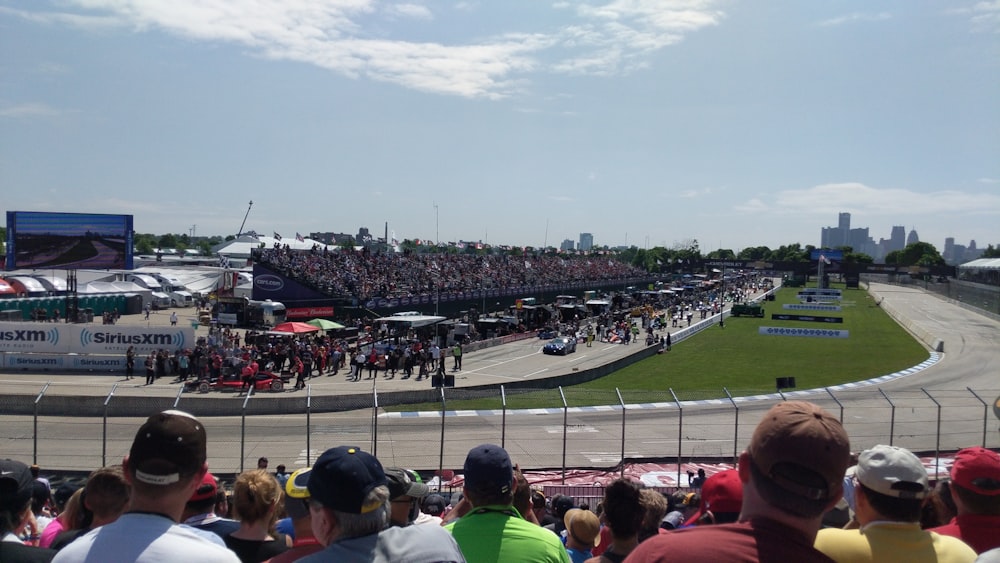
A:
[542,336,577,355]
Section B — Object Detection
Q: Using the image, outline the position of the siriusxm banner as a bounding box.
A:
[2,352,126,372]
[759,327,849,339]
[0,322,194,355]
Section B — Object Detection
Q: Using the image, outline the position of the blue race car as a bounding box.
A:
[542,336,577,355]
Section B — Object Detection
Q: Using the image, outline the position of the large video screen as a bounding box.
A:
[5,211,133,270]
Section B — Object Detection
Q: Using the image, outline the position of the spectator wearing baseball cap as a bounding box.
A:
[385,468,429,527]
[1,458,57,562]
[931,447,1000,554]
[268,468,323,563]
[181,471,239,540]
[52,410,239,563]
[684,469,743,526]
[563,508,600,563]
[298,445,464,563]
[445,444,570,563]
[815,444,977,563]
[628,401,852,563]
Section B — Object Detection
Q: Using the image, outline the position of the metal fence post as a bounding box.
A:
[306,386,312,466]
[966,387,988,448]
[102,384,118,468]
[501,386,507,449]
[670,388,682,487]
[173,385,184,408]
[616,388,626,479]
[825,388,844,423]
[559,386,568,485]
[240,386,253,473]
[372,386,380,457]
[878,388,896,446]
[922,388,942,475]
[438,386,446,484]
[33,383,50,465]
[723,388,739,464]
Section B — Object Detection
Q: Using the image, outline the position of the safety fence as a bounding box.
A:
[3,384,997,483]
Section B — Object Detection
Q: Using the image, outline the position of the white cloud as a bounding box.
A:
[977,177,999,184]
[0,102,61,118]
[950,1,1000,33]
[5,0,725,99]
[547,195,574,202]
[753,183,1000,217]
[818,12,891,27]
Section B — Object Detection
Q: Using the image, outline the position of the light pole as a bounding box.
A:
[434,203,439,248]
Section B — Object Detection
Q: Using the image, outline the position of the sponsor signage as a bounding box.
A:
[810,249,844,261]
[286,306,335,319]
[783,304,842,312]
[759,327,849,338]
[0,322,194,355]
[2,353,126,371]
[771,314,844,324]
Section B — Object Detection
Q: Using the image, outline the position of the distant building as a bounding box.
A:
[889,226,906,253]
[579,233,594,251]
[906,227,920,246]
[560,239,575,252]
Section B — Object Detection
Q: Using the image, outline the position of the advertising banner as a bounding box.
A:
[0,322,195,356]
[782,304,842,312]
[771,314,844,323]
[286,306,335,319]
[758,327,849,338]
[2,352,126,372]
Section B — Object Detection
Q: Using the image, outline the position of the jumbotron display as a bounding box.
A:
[5,211,134,270]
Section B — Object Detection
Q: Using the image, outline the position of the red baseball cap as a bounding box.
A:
[685,469,742,525]
[951,447,1000,496]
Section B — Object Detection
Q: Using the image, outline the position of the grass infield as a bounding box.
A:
[389,283,929,410]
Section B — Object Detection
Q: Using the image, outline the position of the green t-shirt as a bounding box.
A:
[446,505,570,563]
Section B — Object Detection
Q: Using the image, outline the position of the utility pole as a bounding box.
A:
[238,200,253,237]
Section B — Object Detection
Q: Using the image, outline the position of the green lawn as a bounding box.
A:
[390,284,929,411]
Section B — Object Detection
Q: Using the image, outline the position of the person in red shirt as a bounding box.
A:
[931,447,1000,554]
[626,401,851,563]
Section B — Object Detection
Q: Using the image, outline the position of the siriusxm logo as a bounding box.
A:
[80,329,186,348]
[254,274,284,291]
[0,328,59,344]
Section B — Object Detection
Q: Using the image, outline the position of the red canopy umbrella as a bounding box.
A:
[271,321,321,334]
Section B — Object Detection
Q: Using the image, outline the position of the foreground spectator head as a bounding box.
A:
[385,467,429,526]
[638,489,668,540]
[306,446,389,545]
[854,444,928,524]
[232,469,283,527]
[82,465,130,526]
[686,469,743,525]
[420,494,447,517]
[950,447,1000,501]
[745,400,851,518]
[564,507,600,551]
[929,447,1000,554]
[462,443,514,506]
[127,409,207,492]
[0,459,33,534]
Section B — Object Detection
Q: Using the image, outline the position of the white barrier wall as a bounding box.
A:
[1,352,127,372]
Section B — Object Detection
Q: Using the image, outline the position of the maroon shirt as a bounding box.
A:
[624,517,835,563]
[931,514,1000,554]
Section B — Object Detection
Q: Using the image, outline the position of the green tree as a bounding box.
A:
[982,244,1000,258]
[705,248,736,259]
[738,246,771,260]
[885,242,945,267]
[158,233,178,249]
[135,233,156,254]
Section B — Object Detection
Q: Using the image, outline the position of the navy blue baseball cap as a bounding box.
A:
[463,444,513,495]
[308,446,387,514]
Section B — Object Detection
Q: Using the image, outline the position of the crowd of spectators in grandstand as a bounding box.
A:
[254,246,650,301]
[4,402,998,562]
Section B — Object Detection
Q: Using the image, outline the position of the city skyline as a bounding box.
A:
[2,1,998,251]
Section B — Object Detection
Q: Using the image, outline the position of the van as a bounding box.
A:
[150,292,172,310]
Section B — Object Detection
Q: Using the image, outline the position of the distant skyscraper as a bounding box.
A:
[890,226,906,253]
[560,239,575,252]
[907,227,919,246]
[579,233,594,251]
[838,212,851,234]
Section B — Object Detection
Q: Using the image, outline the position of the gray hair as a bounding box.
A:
[332,485,390,539]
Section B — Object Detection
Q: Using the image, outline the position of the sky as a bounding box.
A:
[1,1,999,253]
